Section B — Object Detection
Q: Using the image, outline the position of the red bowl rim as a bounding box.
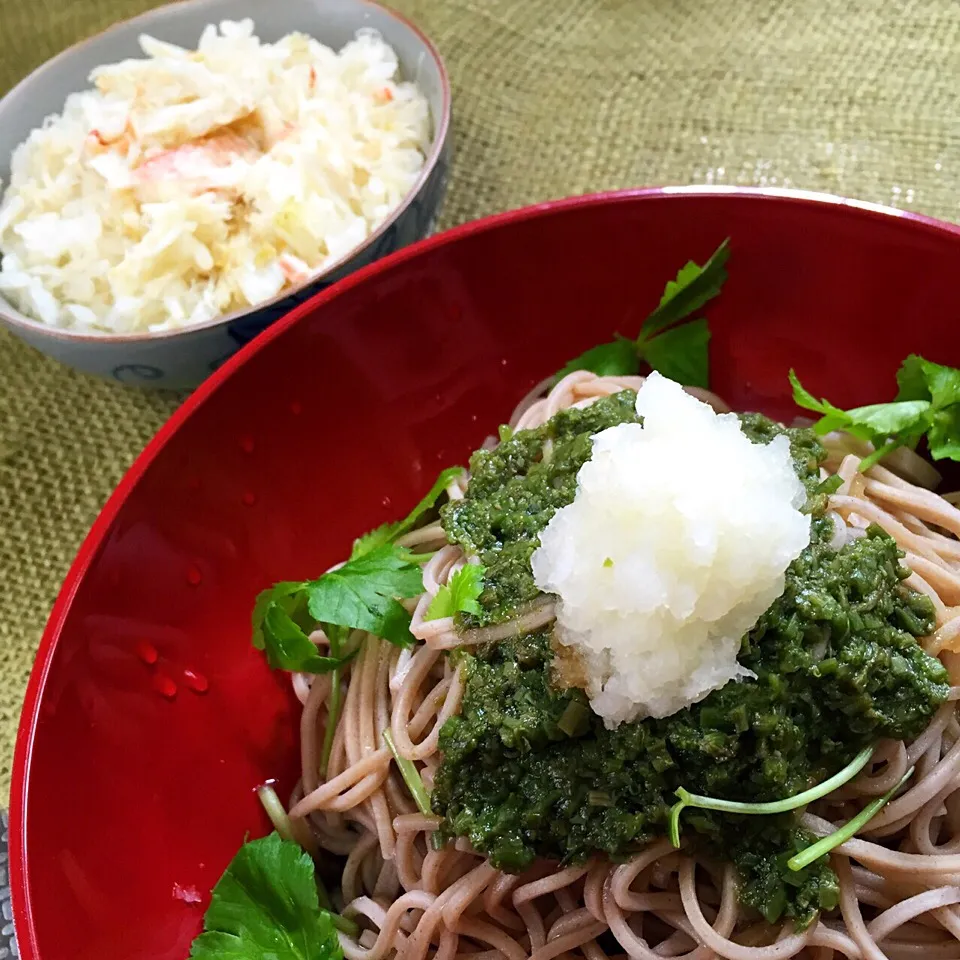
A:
[11,185,960,958]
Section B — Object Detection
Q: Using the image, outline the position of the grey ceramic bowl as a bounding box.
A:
[0,0,451,388]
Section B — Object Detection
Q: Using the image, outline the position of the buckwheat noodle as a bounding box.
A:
[281,372,960,960]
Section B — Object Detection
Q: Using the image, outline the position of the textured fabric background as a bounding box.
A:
[1,0,959,799]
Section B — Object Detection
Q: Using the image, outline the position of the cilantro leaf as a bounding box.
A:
[306,544,423,647]
[351,467,465,559]
[189,833,343,960]
[554,336,640,381]
[642,238,730,339]
[426,564,486,620]
[641,318,710,388]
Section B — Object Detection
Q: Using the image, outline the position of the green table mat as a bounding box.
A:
[1,0,959,800]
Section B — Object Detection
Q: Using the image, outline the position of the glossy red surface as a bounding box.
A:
[11,188,960,959]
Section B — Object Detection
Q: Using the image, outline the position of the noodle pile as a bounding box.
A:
[279,373,960,960]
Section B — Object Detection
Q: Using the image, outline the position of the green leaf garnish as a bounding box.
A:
[254,467,462,671]
[668,746,874,848]
[252,584,355,674]
[305,544,423,647]
[791,355,960,467]
[928,405,960,461]
[641,318,711,389]
[897,354,960,408]
[425,564,486,620]
[252,544,424,668]
[351,467,464,559]
[554,336,640,381]
[188,832,345,960]
[555,239,729,386]
[642,238,730,339]
[787,766,914,871]
[383,727,432,816]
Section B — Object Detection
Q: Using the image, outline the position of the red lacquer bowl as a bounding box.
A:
[12,188,960,959]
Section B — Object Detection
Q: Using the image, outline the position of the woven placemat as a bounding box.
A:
[1,0,959,803]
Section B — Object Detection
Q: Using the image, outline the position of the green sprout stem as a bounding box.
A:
[859,439,900,473]
[329,912,359,937]
[382,727,433,817]
[256,783,295,843]
[319,668,342,776]
[255,785,359,934]
[319,627,345,777]
[668,745,874,848]
[787,766,915,872]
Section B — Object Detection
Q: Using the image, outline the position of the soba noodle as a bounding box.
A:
[282,373,960,960]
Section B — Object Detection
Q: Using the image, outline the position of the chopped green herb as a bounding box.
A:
[188,833,346,960]
[498,424,514,442]
[815,475,844,496]
[555,240,729,385]
[791,355,960,468]
[556,698,590,737]
[787,767,915,871]
[350,466,465,559]
[668,746,874,847]
[436,410,947,927]
[425,564,486,620]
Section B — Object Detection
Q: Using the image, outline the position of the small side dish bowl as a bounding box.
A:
[0,0,451,388]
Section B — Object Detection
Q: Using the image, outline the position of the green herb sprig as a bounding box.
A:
[425,564,486,620]
[189,832,350,960]
[350,466,465,560]
[555,239,729,388]
[791,354,960,469]
[668,746,874,848]
[252,543,424,676]
[787,766,914,871]
[252,467,465,675]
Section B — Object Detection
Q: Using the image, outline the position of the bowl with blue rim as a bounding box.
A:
[0,0,451,389]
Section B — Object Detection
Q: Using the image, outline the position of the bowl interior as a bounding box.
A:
[13,190,960,960]
[0,0,448,333]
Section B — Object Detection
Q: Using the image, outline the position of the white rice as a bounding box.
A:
[0,19,431,334]
[531,373,812,727]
